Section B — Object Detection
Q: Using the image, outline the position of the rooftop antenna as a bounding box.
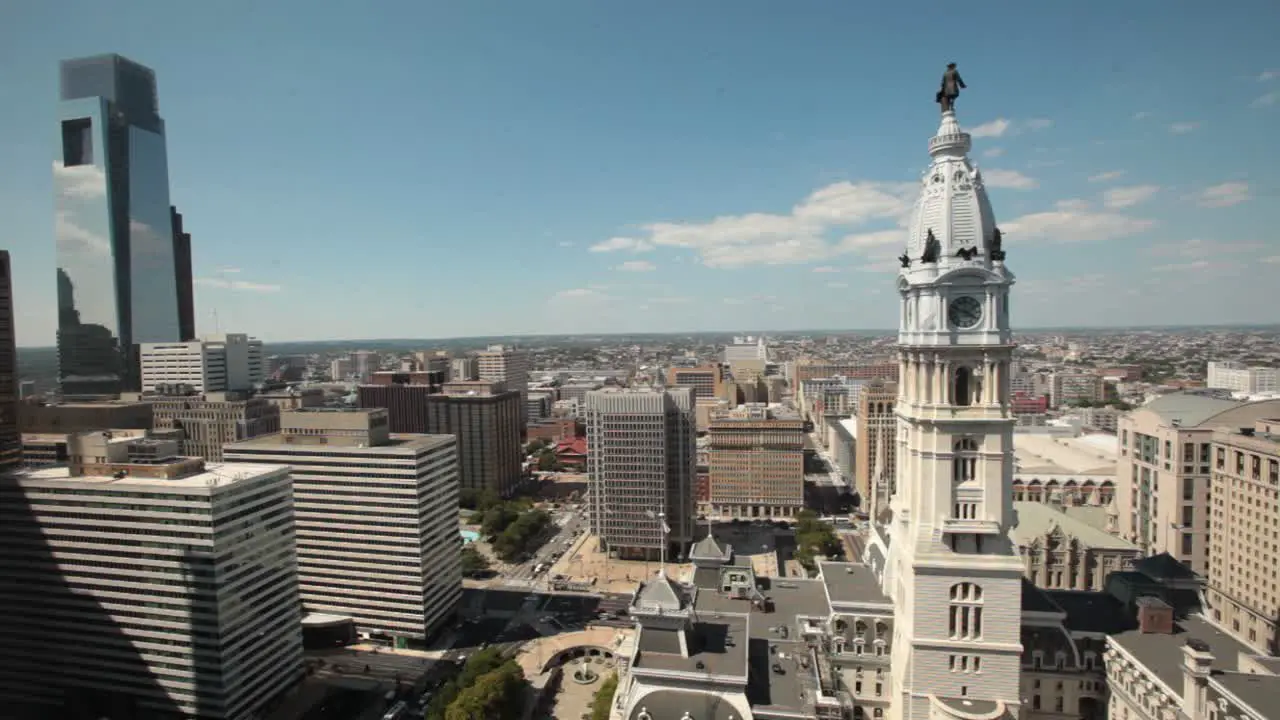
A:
[210,308,221,335]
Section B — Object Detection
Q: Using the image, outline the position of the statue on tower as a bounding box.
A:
[990,226,1006,261]
[920,229,941,263]
[935,62,966,113]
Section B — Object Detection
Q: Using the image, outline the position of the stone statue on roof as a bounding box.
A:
[936,62,966,113]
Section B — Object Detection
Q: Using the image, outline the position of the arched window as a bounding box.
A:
[948,583,984,640]
[953,437,979,483]
[953,366,972,406]
[855,620,868,639]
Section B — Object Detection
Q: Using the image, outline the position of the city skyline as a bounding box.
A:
[2,2,1278,347]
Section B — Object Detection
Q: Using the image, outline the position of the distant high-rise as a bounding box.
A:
[55,54,183,396]
[585,388,696,560]
[476,345,530,430]
[0,251,19,471]
[139,333,264,393]
[170,206,195,341]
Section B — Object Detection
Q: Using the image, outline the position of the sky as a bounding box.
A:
[2,1,1278,347]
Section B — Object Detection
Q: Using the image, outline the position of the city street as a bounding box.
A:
[501,506,585,588]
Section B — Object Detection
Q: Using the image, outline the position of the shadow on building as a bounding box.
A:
[0,479,188,719]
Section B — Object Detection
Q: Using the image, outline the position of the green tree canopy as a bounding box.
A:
[590,673,619,720]
[460,546,491,577]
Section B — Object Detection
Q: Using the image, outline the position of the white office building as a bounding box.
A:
[1207,360,1279,395]
[224,408,460,642]
[477,345,531,428]
[0,433,300,719]
[723,335,768,363]
[139,333,264,393]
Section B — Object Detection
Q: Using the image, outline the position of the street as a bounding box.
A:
[501,506,585,588]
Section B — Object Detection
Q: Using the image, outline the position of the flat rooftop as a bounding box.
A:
[1213,672,1280,720]
[13,462,285,490]
[1111,614,1255,693]
[1013,433,1118,475]
[225,432,453,454]
[1011,502,1136,551]
[632,614,749,678]
[748,639,818,715]
[819,561,893,607]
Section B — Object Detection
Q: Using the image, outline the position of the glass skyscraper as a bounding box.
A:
[55,54,193,397]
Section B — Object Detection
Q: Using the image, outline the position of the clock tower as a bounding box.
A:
[876,108,1024,720]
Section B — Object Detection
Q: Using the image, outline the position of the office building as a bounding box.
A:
[139,333,264,393]
[170,206,195,341]
[723,335,768,364]
[329,356,353,382]
[137,390,281,462]
[258,386,324,410]
[450,356,478,382]
[665,364,725,402]
[0,252,19,471]
[1011,430,1119,508]
[357,371,445,434]
[707,403,804,519]
[55,54,186,396]
[790,358,899,387]
[1116,393,1280,575]
[1206,418,1280,654]
[585,387,696,560]
[855,379,898,514]
[1206,360,1279,395]
[476,345,530,431]
[0,433,300,718]
[351,350,377,384]
[18,399,154,434]
[424,380,523,498]
[1079,406,1121,434]
[224,409,460,642]
[1050,371,1106,408]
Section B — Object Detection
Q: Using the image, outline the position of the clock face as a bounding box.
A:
[948,296,983,329]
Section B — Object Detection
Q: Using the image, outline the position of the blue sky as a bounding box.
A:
[2,1,1278,346]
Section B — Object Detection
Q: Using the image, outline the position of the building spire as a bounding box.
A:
[928,110,973,158]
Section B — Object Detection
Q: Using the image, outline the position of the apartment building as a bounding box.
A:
[1116,393,1280,576]
[424,380,523,498]
[585,388,696,560]
[0,434,300,718]
[0,251,19,471]
[707,404,804,519]
[855,379,897,514]
[1079,406,1121,434]
[789,358,898,387]
[1207,360,1279,395]
[1049,371,1105,408]
[476,345,530,430]
[139,333,264,393]
[723,335,767,364]
[351,350,377,384]
[135,390,281,462]
[1206,418,1280,655]
[224,409,460,643]
[665,364,725,402]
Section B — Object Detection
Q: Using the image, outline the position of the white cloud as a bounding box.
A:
[195,277,282,292]
[1191,182,1250,208]
[550,287,604,301]
[968,118,1011,138]
[1088,170,1126,183]
[982,169,1038,190]
[1152,260,1243,274]
[1250,90,1279,108]
[54,211,111,255]
[827,282,849,289]
[589,237,653,253]
[617,180,915,268]
[1132,111,1150,121]
[1025,118,1053,130]
[1263,255,1280,264]
[1002,201,1155,243]
[1147,239,1263,259]
[855,260,902,274]
[217,267,242,274]
[52,161,107,199]
[1102,185,1160,209]
[1169,121,1201,134]
[1259,70,1280,82]
[558,241,574,248]
[650,296,692,305]
[811,266,840,273]
[982,147,1005,158]
[1054,199,1090,212]
[836,229,907,252]
[615,260,656,272]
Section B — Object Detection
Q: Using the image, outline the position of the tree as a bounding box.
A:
[460,546,491,577]
[590,673,619,720]
[460,488,502,511]
[427,648,509,720]
[536,449,563,472]
[491,509,552,563]
[444,661,525,720]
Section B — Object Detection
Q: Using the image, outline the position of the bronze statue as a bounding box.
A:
[898,252,912,269]
[990,227,1006,261]
[936,62,966,113]
[956,246,978,261]
[920,229,941,263]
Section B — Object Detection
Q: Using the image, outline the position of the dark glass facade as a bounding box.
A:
[55,54,181,397]
[171,206,195,341]
[0,251,20,471]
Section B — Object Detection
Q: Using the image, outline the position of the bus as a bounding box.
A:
[382,700,408,720]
